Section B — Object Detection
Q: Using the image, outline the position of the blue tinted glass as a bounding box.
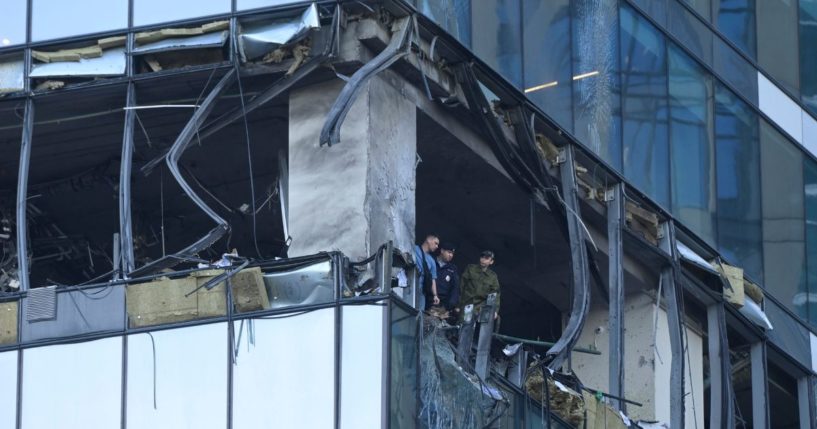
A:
[713,37,758,105]
[757,0,800,94]
[760,120,806,318]
[472,0,523,88]
[620,6,670,208]
[523,0,572,131]
[632,0,668,27]
[0,0,26,46]
[135,0,230,26]
[572,0,622,170]
[669,45,716,245]
[714,83,762,281]
[714,0,756,59]
[801,0,817,115]
[805,159,817,325]
[33,0,127,42]
[418,0,471,47]
[668,0,713,67]
[683,0,712,21]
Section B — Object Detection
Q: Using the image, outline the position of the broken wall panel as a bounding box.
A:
[0,55,24,94]
[134,22,230,73]
[238,4,320,62]
[27,85,126,287]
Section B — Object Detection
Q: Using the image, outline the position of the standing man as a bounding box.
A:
[460,250,500,320]
[433,242,460,314]
[414,234,440,311]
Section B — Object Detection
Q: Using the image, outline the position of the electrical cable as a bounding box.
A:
[234,62,263,260]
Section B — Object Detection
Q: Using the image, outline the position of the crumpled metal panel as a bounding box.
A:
[0,58,24,93]
[676,241,718,274]
[132,31,228,54]
[238,3,319,61]
[261,260,333,309]
[30,48,126,78]
[21,285,126,342]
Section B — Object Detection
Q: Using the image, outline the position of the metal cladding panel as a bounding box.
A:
[21,285,126,342]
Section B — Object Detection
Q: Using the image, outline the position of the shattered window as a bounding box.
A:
[32,0,127,42]
[134,0,230,27]
[0,351,17,429]
[0,0,26,46]
[127,323,228,429]
[232,310,335,428]
[22,337,122,428]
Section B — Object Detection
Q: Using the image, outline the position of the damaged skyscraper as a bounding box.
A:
[0,0,816,427]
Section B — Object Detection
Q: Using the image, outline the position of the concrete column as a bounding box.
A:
[288,76,416,261]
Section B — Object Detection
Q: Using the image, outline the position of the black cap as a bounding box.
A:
[480,250,495,259]
[440,242,456,252]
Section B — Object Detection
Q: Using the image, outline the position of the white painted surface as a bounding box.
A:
[758,72,803,143]
[810,332,817,373]
[341,305,384,429]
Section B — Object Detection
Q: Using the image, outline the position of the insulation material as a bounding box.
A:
[238,3,319,61]
[32,45,102,63]
[0,301,17,345]
[134,20,229,45]
[582,391,630,429]
[132,31,228,54]
[625,201,660,245]
[127,276,226,328]
[98,35,127,49]
[525,366,584,427]
[197,266,269,313]
[30,48,126,78]
[744,279,764,304]
[715,262,745,307]
[0,58,24,94]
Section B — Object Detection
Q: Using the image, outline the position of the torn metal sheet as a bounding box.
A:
[30,48,126,78]
[262,260,334,309]
[132,31,229,55]
[319,16,412,147]
[238,3,320,61]
[0,58,24,93]
[129,69,237,278]
[740,296,774,330]
[676,241,718,274]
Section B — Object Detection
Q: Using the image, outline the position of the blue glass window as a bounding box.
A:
[572,0,622,170]
[683,0,712,21]
[418,0,471,48]
[472,0,523,88]
[0,0,26,46]
[522,0,572,131]
[804,159,817,325]
[134,0,230,27]
[620,6,669,208]
[669,45,716,245]
[668,0,713,67]
[714,83,762,281]
[713,0,756,59]
[757,0,800,94]
[33,0,127,42]
[800,0,817,115]
[760,120,806,318]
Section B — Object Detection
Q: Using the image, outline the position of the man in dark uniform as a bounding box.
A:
[460,250,500,320]
[430,242,460,314]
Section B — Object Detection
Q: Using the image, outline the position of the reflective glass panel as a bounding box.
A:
[32,0,127,42]
[22,337,122,428]
[0,351,17,429]
[620,6,670,208]
[713,0,756,59]
[134,0,230,27]
[767,360,802,428]
[341,304,383,429]
[668,0,713,67]
[801,0,817,114]
[472,0,523,88]
[805,159,817,325]
[669,45,716,245]
[391,302,418,428]
[418,0,471,47]
[714,83,762,281]
[683,0,711,21]
[632,0,668,27]
[713,36,758,105]
[760,120,806,317]
[757,0,800,94]
[572,0,622,169]
[523,0,573,131]
[0,0,26,46]
[238,0,305,11]
[127,323,227,429]
[232,309,335,428]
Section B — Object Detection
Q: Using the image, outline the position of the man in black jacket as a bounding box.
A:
[430,242,460,315]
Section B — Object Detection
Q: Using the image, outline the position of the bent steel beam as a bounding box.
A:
[658,221,686,429]
[319,17,412,147]
[16,98,34,292]
[707,303,735,428]
[119,82,136,275]
[130,69,237,277]
[547,144,590,371]
[607,183,625,411]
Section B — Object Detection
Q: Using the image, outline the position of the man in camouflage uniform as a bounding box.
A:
[459,250,500,320]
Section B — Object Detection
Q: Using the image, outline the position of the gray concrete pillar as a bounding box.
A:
[288,76,417,261]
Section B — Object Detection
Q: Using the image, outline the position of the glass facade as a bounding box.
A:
[471,0,523,88]
[801,0,817,113]
[806,159,817,325]
[32,0,127,42]
[0,0,27,47]
[134,0,230,27]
